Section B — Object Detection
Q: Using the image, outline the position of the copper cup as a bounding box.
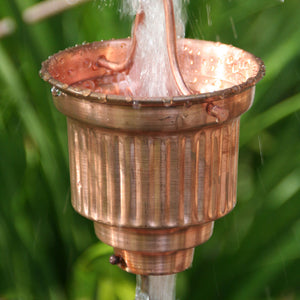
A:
[40,38,265,275]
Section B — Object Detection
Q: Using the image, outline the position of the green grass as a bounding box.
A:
[0,0,300,299]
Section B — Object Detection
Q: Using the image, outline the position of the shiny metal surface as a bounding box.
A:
[40,39,264,102]
[94,222,213,252]
[97,10,144,73]
[40,38,265,275]
[114,247,195,275]
[67,118,239,226]
[163,0,191,95]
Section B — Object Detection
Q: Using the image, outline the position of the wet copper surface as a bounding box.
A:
[163,0,191,95]
[40,38,264,275]
[41,38,264,102]
[96,10,144,73]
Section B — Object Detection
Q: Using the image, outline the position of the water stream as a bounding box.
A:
[135,275,177,300]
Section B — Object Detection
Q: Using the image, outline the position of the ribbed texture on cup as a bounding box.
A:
[68,118,239,228]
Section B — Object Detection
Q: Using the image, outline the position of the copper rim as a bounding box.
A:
[114,247,195,275]
[40,38,265,106]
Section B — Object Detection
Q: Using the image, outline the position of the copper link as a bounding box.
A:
[97,0,191,95]
[163,0,192,95]
[96,10,144,73]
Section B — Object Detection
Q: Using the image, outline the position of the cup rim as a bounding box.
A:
[40,38,265,106]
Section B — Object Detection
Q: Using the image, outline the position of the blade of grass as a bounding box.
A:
[240,92,300,146]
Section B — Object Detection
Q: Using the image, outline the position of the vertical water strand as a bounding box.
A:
[122,0,188,97]
[135,275,177,300]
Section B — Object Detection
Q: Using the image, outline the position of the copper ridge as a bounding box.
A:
[163,0,191,95]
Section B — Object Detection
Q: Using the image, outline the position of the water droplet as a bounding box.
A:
[53,72,60,79]
[197,50,201,56]
[247,77,255,85]
[105,69,112,75]
[163,98,173,107]
[211,65,215,72]
[232,63,239,73]
[83,80,95,90]
[99,95,107,103]
[92,63,99,71]
[83,58,92,68]
[188,49,193,55]
[215,80,222,88]
[207,103,229,123]
[183,45,189,52]
[125,96,133,103]
[231,85,241,94]
[133,101,141,109]
[77,180,82,190]
[67,69,75,77]
[82,89,92,97]
[245,60,250,68]
[51,86,61,96]
[43,73,51,80]
[190,77,198,84]
[226,56,234,64]
[190,60,194,65]
[238,60,246,70]
[59,57,65,65]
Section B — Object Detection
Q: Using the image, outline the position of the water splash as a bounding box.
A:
[206,4,212,26]
[229,16,238,39]
[123,0,188,97]
[258,136,264,165]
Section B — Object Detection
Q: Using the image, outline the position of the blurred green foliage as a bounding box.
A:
[0,0,299,299]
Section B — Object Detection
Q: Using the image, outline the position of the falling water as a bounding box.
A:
[135,275,177,300]
[122,0,188,97]
[73,0,189,97]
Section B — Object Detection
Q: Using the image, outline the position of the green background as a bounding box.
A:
[0,0,300,299]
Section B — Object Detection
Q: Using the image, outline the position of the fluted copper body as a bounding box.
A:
[40,39,265,275]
